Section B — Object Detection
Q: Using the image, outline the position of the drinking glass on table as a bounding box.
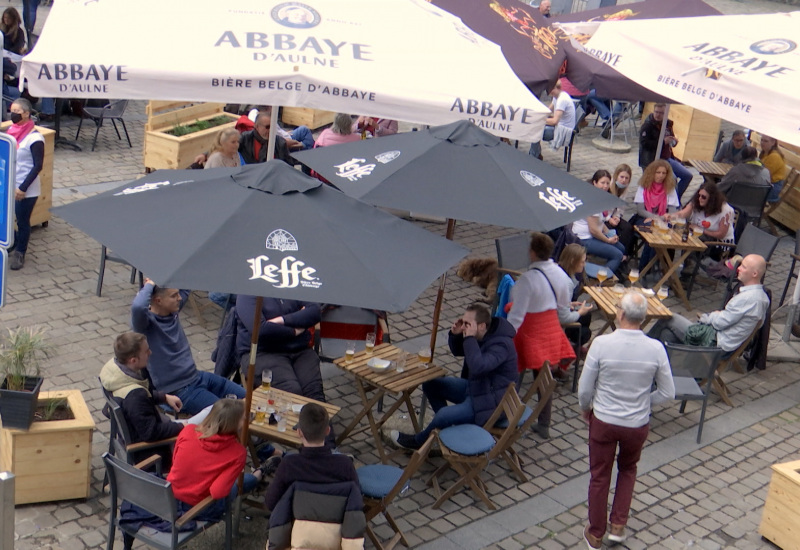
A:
[365,332,376,355]
[596,267,609,286]
[345,341,356,364]
[395,352,406,373]
[418,347,432,367]
[254,404,267,424]
[628,268,640,287]
[657,286,668,301]
[261,369,273,391]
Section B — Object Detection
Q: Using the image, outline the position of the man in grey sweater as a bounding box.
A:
[578,292,675,549]
[132,279,245,415]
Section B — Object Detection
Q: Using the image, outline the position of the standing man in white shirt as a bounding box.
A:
[529,79,575,159]
[578,291,675,549]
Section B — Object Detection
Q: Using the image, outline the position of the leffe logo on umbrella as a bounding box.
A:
[246,229,322,289]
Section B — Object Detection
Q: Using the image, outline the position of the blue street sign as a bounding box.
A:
[0,248,6,308]
[0,133,16,249]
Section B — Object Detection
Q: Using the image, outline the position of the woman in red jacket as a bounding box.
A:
[167,399,261,519]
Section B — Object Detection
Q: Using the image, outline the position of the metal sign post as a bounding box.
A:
[0,472,14,550]
[0,132,16,310]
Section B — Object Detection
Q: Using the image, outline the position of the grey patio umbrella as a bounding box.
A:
[53,161,467,313]
[54,160,467,456]
[293,120,625,351]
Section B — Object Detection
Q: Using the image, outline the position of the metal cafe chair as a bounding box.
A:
[76,99,132,151]
[665,344,725,443]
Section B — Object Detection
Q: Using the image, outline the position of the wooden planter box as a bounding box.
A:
[759,460,800,550]
[281,107,335,130]
[0,390,95,504]
[641,103,721,163]
[143,101,238,171]
[0,122,54,228]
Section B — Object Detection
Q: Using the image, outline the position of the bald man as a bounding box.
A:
[539,0,551,17]
[648,254,769,356]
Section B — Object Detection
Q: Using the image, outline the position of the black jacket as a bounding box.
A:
[238,130,293,165]
[449,317,519,426]
[639,113,676,168]
[235,296,321,358]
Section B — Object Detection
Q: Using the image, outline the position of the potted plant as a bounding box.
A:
[0,326,50,430]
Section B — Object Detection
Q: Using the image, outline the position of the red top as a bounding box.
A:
[167,424,245,505]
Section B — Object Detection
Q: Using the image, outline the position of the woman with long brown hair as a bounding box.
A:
[0,8,26,54]
[633,160,680,272]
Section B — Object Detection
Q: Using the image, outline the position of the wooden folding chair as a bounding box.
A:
[489,366,556,482]
[712,320,762,406]
[427,383,525,510]
[357,434,435,550]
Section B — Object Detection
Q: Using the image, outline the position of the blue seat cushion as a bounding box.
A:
[494,405,533,429]
[357,464,404,499]
[439,424,495,455]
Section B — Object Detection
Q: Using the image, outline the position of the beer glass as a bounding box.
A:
[418,347,432,367]
[254,404,267,424]
[657,286,668,301]
[628,268,640,287]
[261,369,273,391]
[596,268,609,286]
[365,332,376,355]
[345,341,356,364]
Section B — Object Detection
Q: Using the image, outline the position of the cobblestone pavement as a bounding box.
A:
[4,0,800,549]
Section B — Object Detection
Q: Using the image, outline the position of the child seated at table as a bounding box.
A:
[264,403,360,511]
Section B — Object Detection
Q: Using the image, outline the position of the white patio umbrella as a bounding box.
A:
[555,12,800,148]
[21,0,550,142]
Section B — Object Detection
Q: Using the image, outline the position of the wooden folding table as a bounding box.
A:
[635,225,707,309]
[334,343,446,462]
[249,388,340,448]
[583,286,673,336]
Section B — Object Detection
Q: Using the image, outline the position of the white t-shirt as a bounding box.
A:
[690,202,735,243]
[633,185,680,211]
[553,91,576,130]
[572,215,603,240]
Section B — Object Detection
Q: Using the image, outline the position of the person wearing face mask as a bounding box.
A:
[7,98,43,270]
[610,164,632,199]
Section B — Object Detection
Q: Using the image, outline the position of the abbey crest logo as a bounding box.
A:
[247,229,321,290]
[271,2,321,29]
[375,150,400,164]
[520,170,544,187]
[749,39,796,55]
[266,229,298,252]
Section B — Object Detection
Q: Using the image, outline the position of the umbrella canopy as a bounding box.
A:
[552,0,719,102]
[52,162,468,313]
[21,0,549,142]
[556,11,800,148]
[431,0,563,94]
[293,120,625,231]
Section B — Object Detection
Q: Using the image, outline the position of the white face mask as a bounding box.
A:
[615,179,629,189]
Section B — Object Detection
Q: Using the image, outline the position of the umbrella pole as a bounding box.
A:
[420,218,456,427]
[267,107,279,162]
[428,218,457,356]
[235,296,263,532]
[654,104,671,162]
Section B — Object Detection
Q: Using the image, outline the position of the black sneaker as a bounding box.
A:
[390,430,422,450]
[9,251,24,270]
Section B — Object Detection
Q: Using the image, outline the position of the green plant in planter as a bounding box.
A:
[0,326,50,391]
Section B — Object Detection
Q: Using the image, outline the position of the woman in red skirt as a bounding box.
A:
[507,232,576,439]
